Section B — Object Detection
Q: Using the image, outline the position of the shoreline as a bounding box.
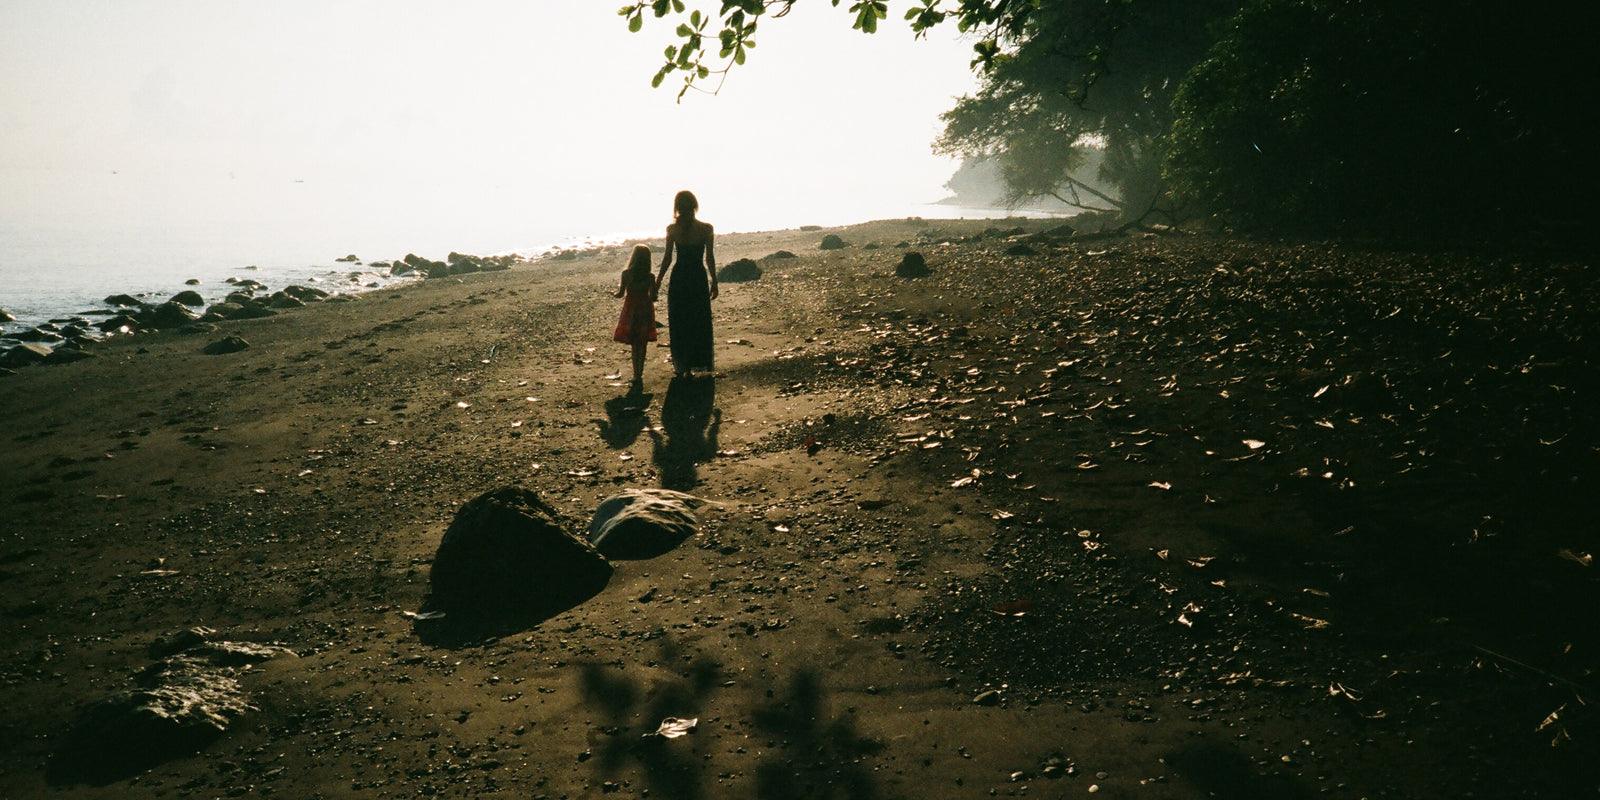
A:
[3,217,1590,797]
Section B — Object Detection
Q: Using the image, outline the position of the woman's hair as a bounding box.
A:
[673,190,698,222]
[627,244,652,276]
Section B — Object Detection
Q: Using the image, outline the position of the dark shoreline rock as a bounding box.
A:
[202,336,250,355]
[170,290,205,307]
[896,252,932,278]
[425,487,611,639]
[717,258,762,283]
[819,234,848,250]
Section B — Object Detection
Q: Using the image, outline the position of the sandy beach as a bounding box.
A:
[2,218,1595,798]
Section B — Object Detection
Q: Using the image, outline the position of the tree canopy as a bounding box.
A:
[623,0,1599,234]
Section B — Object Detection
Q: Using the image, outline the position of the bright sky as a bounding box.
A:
[0,0,980,260]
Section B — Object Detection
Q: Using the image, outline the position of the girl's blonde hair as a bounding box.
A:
[628,244,652,274]
[625,244,653,289]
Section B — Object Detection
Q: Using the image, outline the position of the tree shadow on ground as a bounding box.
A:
[577,650,883,800]
[579,638,722,800]
[597,385,653,450]
[650,376,720,491]
[752,669,884,800]
[1165,742,1312,800]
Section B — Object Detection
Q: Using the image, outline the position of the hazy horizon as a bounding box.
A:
[2,0,982,276]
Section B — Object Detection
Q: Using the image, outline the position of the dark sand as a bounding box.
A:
[2,219,1596,798]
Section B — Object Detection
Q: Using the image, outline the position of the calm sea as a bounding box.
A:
[0,203,1057,336]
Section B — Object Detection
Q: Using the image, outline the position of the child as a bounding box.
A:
[612,244,658,386]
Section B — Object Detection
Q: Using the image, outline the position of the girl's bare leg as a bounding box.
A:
[631,342,646,382]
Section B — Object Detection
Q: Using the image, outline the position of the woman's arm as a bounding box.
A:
[655,228,675,298]
[613,270,626,298]
[705,224,718,300]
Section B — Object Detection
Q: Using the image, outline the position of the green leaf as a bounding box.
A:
[676,23,692,36]
[628,14,642,32]
[734,45,746,65]
[690,9,702,27]
[652,70,666,88]
[664,44,677,59]
[672,0,685,11]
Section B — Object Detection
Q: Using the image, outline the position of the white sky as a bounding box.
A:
[0,1,980,259]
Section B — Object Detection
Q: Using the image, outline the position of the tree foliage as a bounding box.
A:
[623,0,1600,233]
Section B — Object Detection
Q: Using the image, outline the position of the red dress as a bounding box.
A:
[613,275,657,345]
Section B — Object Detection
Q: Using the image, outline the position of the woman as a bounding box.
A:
[654,190,718,377]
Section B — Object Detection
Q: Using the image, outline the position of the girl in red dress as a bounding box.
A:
[612,244,658,386]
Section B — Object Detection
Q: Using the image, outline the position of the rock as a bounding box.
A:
[863,242,881,250]
[1004,242,1038,256]
[266,292,305,309]
[51,663,252,783]
[973,689,1002,706]
[762,250,797,260]
[799,225,822,231]
[141,301,200,329]
[201,336,250,355]
[1049,223,1076,238]
[335,254,360,262]
[204,302,244,321]
[895,252,932,278]
[717,258,762,283]
[0,343,51,368]
[224,291,256,305]
[95,314,140,333]
[428,486,612,617]
[236,304,278,319]
[149,626,218,657]
[184,278,200,285]
[0,308,14,322]
[51,636,292,784]
[46,348,94,365]
[15,327,65,343]
[170,290,205,307]
[282,285,329,302]
[104,293,142,307]
[819,234,848,250]
[389,263,414,276]
[449,260,481,275]
[587,489,704,559]
[233,279,266,291]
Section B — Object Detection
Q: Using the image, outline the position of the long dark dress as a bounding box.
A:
[666,239,714,372]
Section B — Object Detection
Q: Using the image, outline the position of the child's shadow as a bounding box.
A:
[596,386,654,450]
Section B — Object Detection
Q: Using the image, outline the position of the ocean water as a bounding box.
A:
[0,202,1059,337]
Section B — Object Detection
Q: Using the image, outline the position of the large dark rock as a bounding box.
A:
[717,258,762,283]
[762,250,797,260]
[0,308,14,322]
[335,254,361,262]
[282,285,329,302]
[141,301,200,329]
[15,327,64,343]
[819,234,848,250]
[49,630,293,785]
[45,348,94,365]
[184,278,200,285]
[170,290,205,307]
[202,336,250,355]
[104,294,142,307]
[895,252,932,278]
[96,314,140,333]
[1,342,51,368]
[428,487,612,620]
[266,292,304,309]
[587,489,704,560]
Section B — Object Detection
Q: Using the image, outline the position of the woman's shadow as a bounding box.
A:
[597,384,654,449]
[651,376,720,490]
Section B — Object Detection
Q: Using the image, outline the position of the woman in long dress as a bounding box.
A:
[654,190,718,377]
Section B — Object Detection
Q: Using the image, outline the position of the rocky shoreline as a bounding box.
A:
[0,251,531,373]
[1,218,1594,798]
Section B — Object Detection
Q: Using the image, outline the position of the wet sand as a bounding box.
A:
[1,219,1595,798]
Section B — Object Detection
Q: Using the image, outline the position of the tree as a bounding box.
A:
[620,1,1235,225]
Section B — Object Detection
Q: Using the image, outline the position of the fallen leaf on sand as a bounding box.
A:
[1557,548,1592,568]
[1149,481,1172,490]
[1243,439,1266,449]
[649,717,699,739]
[402,610,446,621]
